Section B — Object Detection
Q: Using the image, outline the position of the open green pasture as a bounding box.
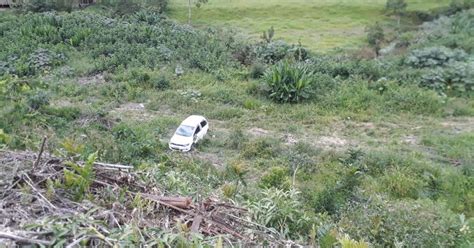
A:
[169,0,451,51]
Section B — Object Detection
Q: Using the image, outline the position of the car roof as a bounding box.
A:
[181,115,206,126]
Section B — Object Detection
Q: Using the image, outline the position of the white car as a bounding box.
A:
[169,115,209,151]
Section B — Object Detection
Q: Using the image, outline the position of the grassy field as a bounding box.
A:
[169,0,451,51]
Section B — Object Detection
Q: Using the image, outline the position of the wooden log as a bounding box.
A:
[190,215,203,233]
[0,231,52,246]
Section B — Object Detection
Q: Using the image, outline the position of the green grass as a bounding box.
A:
[169,0,451,51]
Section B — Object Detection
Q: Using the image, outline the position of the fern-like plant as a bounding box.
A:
[263,61,314,103]
[64,152,97,201]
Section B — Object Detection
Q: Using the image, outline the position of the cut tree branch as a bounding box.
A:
[0,231,52,246]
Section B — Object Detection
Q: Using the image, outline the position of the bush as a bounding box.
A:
[421,61,473,96]
[263,61,314,103]
[0,11,238,77]
[247,188,315,239]
[241,138,278,159]
[24,0,74,12]
[259,166,291,190]
[381,168,422,199]
[151,75,170,90]
[225,128,248,149]
[249,62,266,79]
[405,46,467,68]
[254,40,292,64]
[27,90,50,110]
[338,198,470,247]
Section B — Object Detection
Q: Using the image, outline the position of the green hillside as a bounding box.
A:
[0,0,473,246]
[169,0,451,50]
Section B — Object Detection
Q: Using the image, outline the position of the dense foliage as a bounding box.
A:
[0,10,237,77]
[262,61,314,103]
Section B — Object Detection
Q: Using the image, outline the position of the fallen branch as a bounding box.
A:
[32,136,47,171]
[22,173,57,210]
[93,162,133,170]
[0,231,52,246]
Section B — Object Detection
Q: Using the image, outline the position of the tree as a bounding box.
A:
[385,0,407,27]
[187,0,208,24]
[365,22,385,57]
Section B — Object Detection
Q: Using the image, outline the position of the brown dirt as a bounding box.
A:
[77,74,105,85]
[109,102,154,122]
[441,117,474,133]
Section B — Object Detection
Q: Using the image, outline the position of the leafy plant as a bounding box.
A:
[365,22,385,56]
[259,166,291,190]
[405,46,467,68]
[64,152,97,201]
[262,61,314,103]
[248,188,314,239]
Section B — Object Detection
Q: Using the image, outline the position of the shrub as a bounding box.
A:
[41,106,82,121]
[405,46,467,68]
[27,90,50,110]
[247,188,315,239]
[421,61,474,96]
[312,169,362,215]
[249,62,266,79]
[24,0,74,12]
[225,128,248,149]
[381,168,422,199]
[263,61,314,103]
[242,98,260,110]
[338,198,470,247]
[254,40,292,64]
[241,138,278,159]
[365,22,384,56]
[259,166,291,190]
[151,74,170,90]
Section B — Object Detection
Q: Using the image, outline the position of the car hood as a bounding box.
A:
[170,134,193,145]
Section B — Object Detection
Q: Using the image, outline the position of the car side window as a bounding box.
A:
[195,126,201,135]
[200,120,207,127]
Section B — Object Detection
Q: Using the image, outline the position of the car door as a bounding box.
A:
[193,125,202,143]
[200,120,208,137]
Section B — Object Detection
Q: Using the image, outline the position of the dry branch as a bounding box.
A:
[32,136,47,171]
[0,149,288,246]
[0,231,52,246]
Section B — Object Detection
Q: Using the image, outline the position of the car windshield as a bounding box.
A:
[175,125,194,137]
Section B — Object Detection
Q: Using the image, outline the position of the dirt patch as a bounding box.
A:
[441,117,474,133]
[314,135,348,148]
[282,134,298,145]
[77,74,105,85]
[109,102,154,122]
[248,127,271,137]
[190,151,224,169]
[402,135,418,145]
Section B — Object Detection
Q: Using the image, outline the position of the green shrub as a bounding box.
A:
[263,61,314,103]
[151,75,170,90]
[421,61,473,96]
[241,138,278,159]
[259,166,291,190]
[225,128,248,149]
[41,106,82,121]
[405,46,467,68]
[338,198,470,247]
[381,168,422,199]
[254,40,292,64]
[249,62,266,79]
[27,90,50,110]
[242,98,260,110]
[312,169,362,215]
[248,188,315,239]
